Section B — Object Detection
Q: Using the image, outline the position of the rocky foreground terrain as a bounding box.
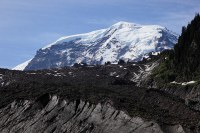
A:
[1,55,200,133]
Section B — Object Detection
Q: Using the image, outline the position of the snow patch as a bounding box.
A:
[27,73,36,75]
[110,72,117,76]
[171,81,196,86]
[12,59,32,71]
[152,51,160,56]
[68,72,73,75]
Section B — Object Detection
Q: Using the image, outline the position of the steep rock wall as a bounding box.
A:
[0,95,186,133]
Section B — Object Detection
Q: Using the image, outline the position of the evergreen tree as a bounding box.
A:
[118,59,126,65]
[173,14,200,80]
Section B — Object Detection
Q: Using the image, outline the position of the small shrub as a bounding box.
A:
[105,61,111,65]
[118,59,126,65]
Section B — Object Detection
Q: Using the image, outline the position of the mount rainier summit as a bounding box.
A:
[14,21,178,70]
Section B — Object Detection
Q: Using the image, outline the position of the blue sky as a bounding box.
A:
[0,0,199,69]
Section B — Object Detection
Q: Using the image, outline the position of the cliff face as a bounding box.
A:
[0,95,186,133]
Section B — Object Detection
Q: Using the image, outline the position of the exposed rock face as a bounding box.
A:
[0,95,187,133]
[131,61,159,87]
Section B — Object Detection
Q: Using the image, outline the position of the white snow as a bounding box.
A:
[182,81,196,85]
[42,29,107,50]
[171,81,196,86]
[53,73,66,77]
[46,73,52,75]
[68,72,73,75]
[152,52,160,56]
[27,73,36,75]
[54,74,62,77]
[12,59,32,71]
[110,72,117,76]
[15,21,178,70]
[171,81,179,84]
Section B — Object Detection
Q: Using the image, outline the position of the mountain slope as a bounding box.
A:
[17,21,178,70]
[12,59,32,71]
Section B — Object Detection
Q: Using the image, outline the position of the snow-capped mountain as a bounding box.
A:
[14,21,178,70]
